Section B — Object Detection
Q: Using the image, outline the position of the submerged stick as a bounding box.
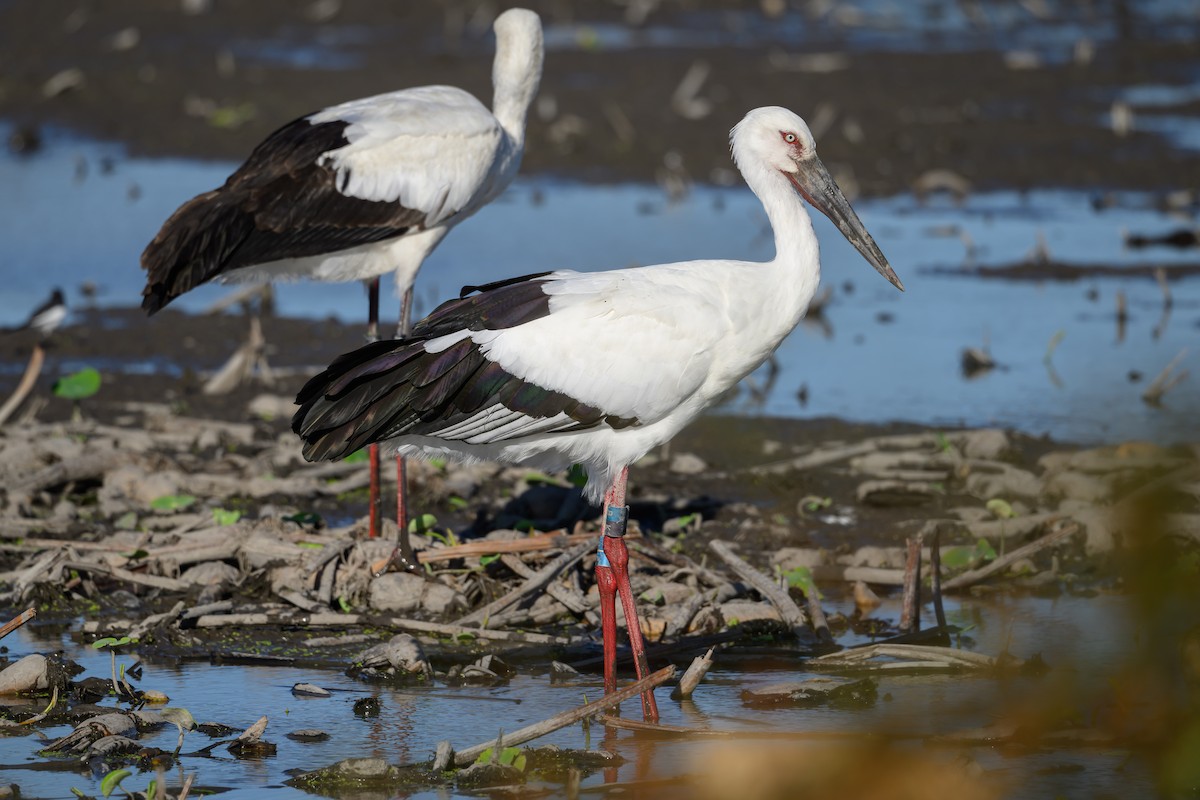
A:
[672,647,715,700]
[709,540,807,637]
[0,343,45,428]
[930,527,947,629]
[449,665,677,767]
[193,611,581,646]
[899,534,922,633]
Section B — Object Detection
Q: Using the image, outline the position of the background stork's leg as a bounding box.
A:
[394,285,416,568]
[366,277,382,540]
[600,468,660,722]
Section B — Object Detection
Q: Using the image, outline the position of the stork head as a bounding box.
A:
[732,106,904,292]
[492,8,544,125]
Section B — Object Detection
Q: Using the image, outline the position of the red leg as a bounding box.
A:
[596,555,618,697]
[366,278,382,540]
[599,468,660,722]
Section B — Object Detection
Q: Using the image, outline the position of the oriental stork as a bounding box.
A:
[140,8,544,555]
[292,106,905,720]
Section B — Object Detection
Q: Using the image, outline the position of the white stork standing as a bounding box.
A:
[292,106,905,720]
[140,8,544,553]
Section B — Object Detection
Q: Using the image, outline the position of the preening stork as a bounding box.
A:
[140,7,544,552]
[292,106,905,720]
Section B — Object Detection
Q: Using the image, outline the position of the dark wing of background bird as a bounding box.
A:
[292,273,639,461]
[140,117,429,314]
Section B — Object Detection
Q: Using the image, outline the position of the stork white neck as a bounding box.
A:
[732,135,823,321]
[490,8,543,146]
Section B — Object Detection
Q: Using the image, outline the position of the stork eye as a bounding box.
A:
[783,132,797,143]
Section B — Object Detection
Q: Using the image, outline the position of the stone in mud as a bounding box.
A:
[0,654,51,695]
[103,465,184,507]
[247,393,294,420]
[856,479,938,506]
[964,464,1041,502]
[180,561,239,586]
[368,573,467,616]
[355,634,432,678]
[288,729,331,742]
[287,757,403,791]
[669,452,708,475]
[456,760,524,789]
[853,580,882,612]
[1043,470,1113,504]
[640,579,698,606]
[1069,507,1118,554]
[954,429,1013,461]
[770,547,827,572]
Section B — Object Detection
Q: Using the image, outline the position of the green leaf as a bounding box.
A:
[285,511,323,526]
[976,538,997,561]
[337,596,352,613]
[567,464,588,488]
[497,746,521,766]
[942,539,998,569]
[146,779,157,799]
[92,636,131,649]
[208,101,256,129]
[798,495,832,513]
[122,549,149,560]
[783,566,819,598]
[100,768,131,798]
[941,547,972,569]
[513,753,527,772]
[985,498,1016,519]
[343,449,369,464]
[428,456,447,470]
[408,513,438,535]
[935,432,953,453]
[479,554,500,566]
[53,367,101,400]
[475,747,495,765]
[447,496,468,511]
[150,494,196,512]
[212,508,242,526]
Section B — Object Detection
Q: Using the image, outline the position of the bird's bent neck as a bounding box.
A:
[746,160,821,291]
[491,41,542,146]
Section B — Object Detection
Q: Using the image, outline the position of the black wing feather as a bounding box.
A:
[141,118,428,314]
[292,275,641,462]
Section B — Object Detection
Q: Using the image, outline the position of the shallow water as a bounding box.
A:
[2,125,1197,445]
[0,591,1156,799]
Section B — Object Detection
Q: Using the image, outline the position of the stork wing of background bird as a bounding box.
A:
[141,86,505,312]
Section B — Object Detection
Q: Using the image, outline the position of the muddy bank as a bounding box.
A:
[3,1,1199,197]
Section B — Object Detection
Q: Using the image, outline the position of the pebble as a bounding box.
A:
[355,634,432,678]
[368,573,467,616]
[291,683,331,698]
[287,729,331,742]
[0,654,51,695]
[180,561,239,586]
[669,452,708,475]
